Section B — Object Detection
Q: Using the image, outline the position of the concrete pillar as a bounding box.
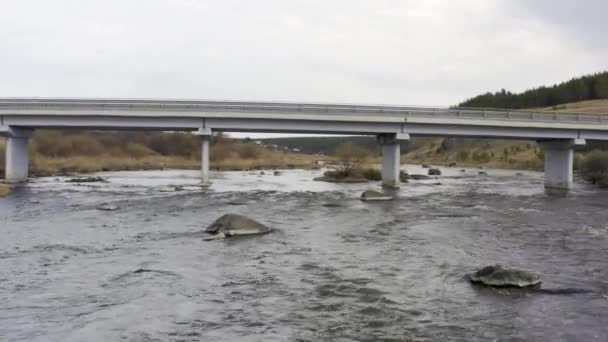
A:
[195,128,212,184]
[377,132,410,188]
[3,127,33,183]
[538,139,585,190]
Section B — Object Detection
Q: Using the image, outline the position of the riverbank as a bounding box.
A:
[0,132,325,177]
[401,139,545,171]
[0,183,10,197]
[19,153,321,177]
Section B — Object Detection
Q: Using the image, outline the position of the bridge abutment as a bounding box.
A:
[538,138,585,190]
[2,127,34,183]
[377,132,409,188]
[196,128,212,185]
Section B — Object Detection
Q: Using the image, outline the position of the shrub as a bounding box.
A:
[472,150,491,163]
[456,150,470,162]
[323,167,381,181]
[579,151,608,187]
[334,143,371,172]
[237,144,261,159]
[124,143,157,158]
[210,141,233,162]
[359,168,381,181]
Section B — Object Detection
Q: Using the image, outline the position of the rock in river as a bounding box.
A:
[409,174,433,180]
[360,190,393,202]
[467,265,542,288]
[205,214,272,239]
[428,168,442,176]
[399,171,409,182]
[66,176,107,183]
[97,203,119,211]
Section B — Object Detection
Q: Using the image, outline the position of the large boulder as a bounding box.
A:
[428,168,442,176]
[467,265,542,288]
[205,214,272,239]
[360,190,393,202]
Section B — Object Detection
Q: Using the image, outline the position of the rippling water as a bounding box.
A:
[1,166,607,342]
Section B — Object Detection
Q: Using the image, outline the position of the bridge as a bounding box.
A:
[2,98,607,189]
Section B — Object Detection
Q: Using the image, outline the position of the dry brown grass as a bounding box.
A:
[537,99,608,114]
[22,150,319,176]
[30,155,201,176]
[402,139,544,170]
[212,150,319,171]
[0,183,10,197]
[0,132,323,177]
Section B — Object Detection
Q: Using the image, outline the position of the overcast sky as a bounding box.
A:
[1,0,606,107]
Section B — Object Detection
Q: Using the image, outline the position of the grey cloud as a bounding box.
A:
[0,0,606,107]
[508,0,608,50]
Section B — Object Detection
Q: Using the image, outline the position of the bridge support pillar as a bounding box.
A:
[195,128,212,185]
[2,127,34,183]
[538,139,585,190]
[377,132,409,188]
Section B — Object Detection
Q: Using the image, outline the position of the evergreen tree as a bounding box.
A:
[459,71,608,108]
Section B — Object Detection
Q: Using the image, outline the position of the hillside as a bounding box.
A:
[535,99,608,113]
[459,71,608,109]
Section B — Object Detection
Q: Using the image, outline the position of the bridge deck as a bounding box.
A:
[1,98,608,139]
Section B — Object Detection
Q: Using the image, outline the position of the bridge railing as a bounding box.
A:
[0,98,607,125]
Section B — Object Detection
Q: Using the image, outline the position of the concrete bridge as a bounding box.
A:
[2,98,608,189]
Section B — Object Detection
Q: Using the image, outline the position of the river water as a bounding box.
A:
[1,166,607,342]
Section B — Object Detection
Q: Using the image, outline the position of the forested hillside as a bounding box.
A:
[459,71,608,109]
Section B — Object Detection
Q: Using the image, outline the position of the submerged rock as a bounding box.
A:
[205,214,272,239]
[360,190,393,202]
[97,203,119,211]
[467,265,542,288]
[409,174,433,180]
[428,168,442,176]
[399,171,409,182]
[478,171,488,176]
[66,176,107,183]
[422,164,431,168]
[313,176,368,183]
[273,171,281,176]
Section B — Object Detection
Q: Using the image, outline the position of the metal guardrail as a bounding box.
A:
[0,98,607,124]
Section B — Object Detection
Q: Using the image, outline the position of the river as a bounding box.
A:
[1,166,607,341]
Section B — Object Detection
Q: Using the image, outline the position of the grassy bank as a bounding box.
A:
[402,99,608,170]
[0,132,322,177]
[0,184,10,197]
[25,150,320,176]
[401,138,545,171]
